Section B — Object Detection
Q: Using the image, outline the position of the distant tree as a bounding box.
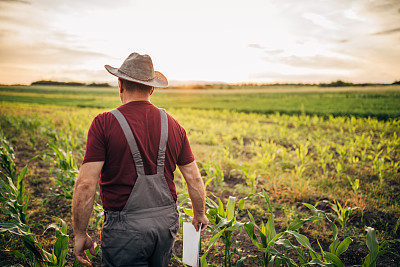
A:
[392,80,400,85]
[31,80,85,86]
[86,82,111,87]
[319,80,353,87]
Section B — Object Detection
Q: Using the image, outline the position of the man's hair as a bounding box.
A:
[119,78,153,92]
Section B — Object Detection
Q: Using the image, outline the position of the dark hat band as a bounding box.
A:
[117,68,156,82]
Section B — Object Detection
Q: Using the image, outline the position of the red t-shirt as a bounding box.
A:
[82,101,195,211]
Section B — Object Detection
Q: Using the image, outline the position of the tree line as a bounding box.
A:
[31,80,111,87]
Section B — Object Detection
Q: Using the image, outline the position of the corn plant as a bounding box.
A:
[201,195,246,267]
[240,164,259,194]
[316,144,332,176]
[333,161,343,179]
[335,143,348,164]
[389,158,400,175]
[368,151,386,184]
[395,216,400,235]
[254,140,277,170]
[362,227,390,267]
[347,176,360,196]
[0,167,53,267]
[48,143,78,200]
[244,191,325,266]
[201,160,224,191]
[44,218,70,267]
[244,191,298,266]
[0,133,17,181]
[301,202,353,266]
[0,138,69,266]
[244,194,354,266]
[295,142,310,165]
[328,200,358,232]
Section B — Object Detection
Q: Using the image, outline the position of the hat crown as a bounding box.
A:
[119,53,155,81]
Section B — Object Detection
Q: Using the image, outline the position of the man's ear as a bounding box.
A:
[118,79,123,93]
[149,87,155,96]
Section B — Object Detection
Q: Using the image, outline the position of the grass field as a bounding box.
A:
[1,85,399,266]
[1,85,400,119]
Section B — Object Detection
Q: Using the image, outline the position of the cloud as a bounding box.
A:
[302,12,340,30]
[0,65,111,84]
[0,42,111,67]
[249,71,348,83]
[264,49,284,55]
[248,44,264,49]
[372,27,400,35]
[0,0,30,4]
[277,55,361,70]
[249,44,284,55]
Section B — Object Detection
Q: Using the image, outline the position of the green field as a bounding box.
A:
[1,85,399,266]
[1,84,400,119]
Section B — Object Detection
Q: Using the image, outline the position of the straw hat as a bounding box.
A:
[104,52,168,88]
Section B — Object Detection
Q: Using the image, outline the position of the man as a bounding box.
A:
[72,52,209,267]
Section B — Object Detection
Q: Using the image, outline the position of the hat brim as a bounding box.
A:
[104,65,168,88]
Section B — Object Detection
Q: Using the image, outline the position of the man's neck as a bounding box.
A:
[121,94,151,104]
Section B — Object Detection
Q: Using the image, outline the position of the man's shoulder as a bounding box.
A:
[91,111,116,126]
[166,112,185,130]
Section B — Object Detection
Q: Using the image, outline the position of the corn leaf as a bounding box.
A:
[394,216,400,234]
[238,198,245,211]
[286,230,315,252]
[247,210,261,232]
[324,252,343,267]
[183,208,193,217]
[288,216,322,231]
[365,227,378,261]
[226,221,244,232]
[217,197,225,217]
[309,250,322,260]
[302,202,326,217]
[207,230,225,251]
[0,223,34,237]
[308,258,335,266]
[244,222,262,249]
[259,190,272,212]
[265,213,276,244]
[200,250,209,267]
[215,217,230,229]
[329,238,340,255]
[276,238,306,263]
[226,196,236,221]
[335,237,352,256]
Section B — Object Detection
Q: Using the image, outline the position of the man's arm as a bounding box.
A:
[72,161,104,267]
[178,160,209,232]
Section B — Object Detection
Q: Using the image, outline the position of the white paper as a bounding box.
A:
[182,222,201,267]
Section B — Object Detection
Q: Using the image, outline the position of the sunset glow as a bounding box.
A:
[0,0,399,85]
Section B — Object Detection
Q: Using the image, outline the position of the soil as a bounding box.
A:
[1,141,399,266]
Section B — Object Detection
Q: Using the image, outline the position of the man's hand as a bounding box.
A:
[192,213,209,233]
[72,162,103,267]
[178,161,208,233]
[74,233,96,267]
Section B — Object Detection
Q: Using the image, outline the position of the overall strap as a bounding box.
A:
[157,109,168,173]
[109,109,145,176]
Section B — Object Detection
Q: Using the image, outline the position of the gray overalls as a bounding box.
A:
[101,108,179,267]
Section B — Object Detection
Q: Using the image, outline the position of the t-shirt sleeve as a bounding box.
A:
[177,127,195,166]
[82,114,106,164]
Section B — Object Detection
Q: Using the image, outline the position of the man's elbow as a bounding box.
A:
[74,178,97,193]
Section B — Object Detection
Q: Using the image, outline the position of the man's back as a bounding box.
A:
[83,100,194,210]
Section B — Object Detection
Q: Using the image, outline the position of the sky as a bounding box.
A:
[0,0,399,85]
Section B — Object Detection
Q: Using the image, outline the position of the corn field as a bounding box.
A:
[1,92,400,266]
